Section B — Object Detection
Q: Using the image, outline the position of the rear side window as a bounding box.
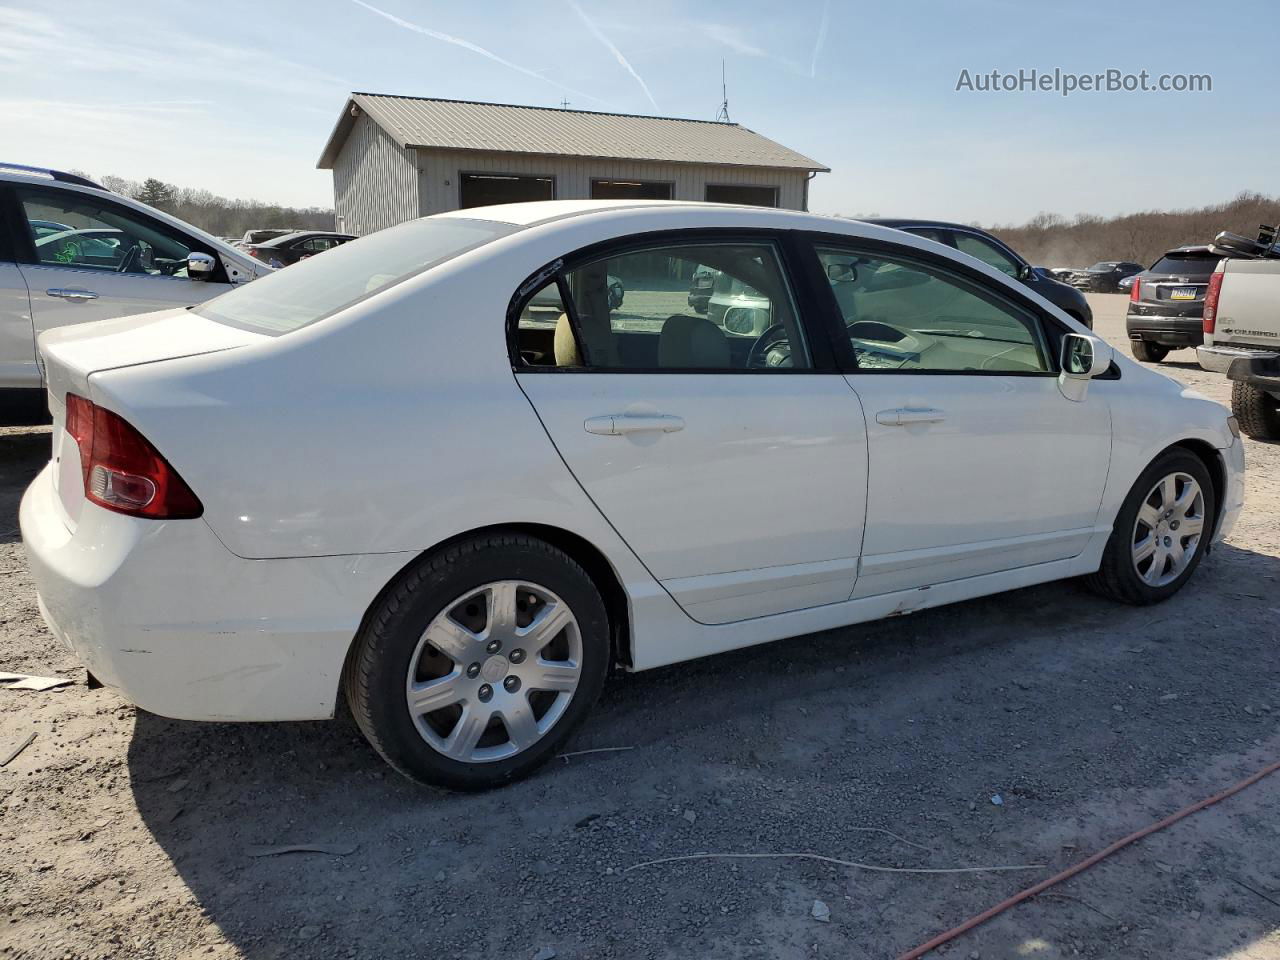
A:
[1149,254,1222,275]
[196,217,517,335]
[519,241,810,371]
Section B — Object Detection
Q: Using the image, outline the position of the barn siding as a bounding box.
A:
[416,151,809,216]
[331,114,419,236]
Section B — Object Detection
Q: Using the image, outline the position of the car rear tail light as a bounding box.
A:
[1129,276,1141,302]
[64,394,202,518]
[1202,270,1224,333]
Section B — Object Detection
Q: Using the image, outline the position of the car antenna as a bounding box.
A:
[716,60,731,123]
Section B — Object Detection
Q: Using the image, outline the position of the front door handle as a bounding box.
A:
[47,288,99,301]
[585,414,686,436]
[876,407,946,426]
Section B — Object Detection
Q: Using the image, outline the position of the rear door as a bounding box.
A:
[810,237,1111,597]
[12,185,233,343]
[514,233,869,625]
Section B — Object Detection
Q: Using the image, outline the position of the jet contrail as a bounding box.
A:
[810,0,830,78]
[565,0,658,111]
[350,0,605,105]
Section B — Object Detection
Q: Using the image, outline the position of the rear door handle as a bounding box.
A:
[47,288,99,301]
[585,414,685,436]
[875,407,946,426]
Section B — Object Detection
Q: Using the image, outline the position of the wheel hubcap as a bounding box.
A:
[1131,472,1205,587]
[405,581,582,763]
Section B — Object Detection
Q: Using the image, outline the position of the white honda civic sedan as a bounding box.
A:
[21,200,1245,789]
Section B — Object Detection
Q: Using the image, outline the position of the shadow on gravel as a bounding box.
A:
[0,429,49,543]
[126,539,1280,958]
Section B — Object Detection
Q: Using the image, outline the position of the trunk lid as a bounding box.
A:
[40,308,266,527]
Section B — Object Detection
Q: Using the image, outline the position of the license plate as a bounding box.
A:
[1169,287,1197,300]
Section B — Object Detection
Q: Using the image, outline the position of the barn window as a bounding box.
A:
[459,173,554,208]
[590,179,674,201]
[705,184,779,207]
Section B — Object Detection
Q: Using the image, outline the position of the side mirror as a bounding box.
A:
[826,262,857,283]
[1059,333,1113,401]
[187,252,216,281]
[1018,263,1034,281]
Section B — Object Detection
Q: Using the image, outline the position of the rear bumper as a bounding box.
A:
[1126,313,1204,346]
[1226,355,1280,393]
[20,463,412,722]
[1197,344,1280,374]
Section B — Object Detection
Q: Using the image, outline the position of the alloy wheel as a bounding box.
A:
[1130,472,1205,587]
[405,581,582,763]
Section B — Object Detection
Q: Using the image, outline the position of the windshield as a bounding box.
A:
[1088,262,1118,270]
[1149,253,1222,276]
[196,217,518,335]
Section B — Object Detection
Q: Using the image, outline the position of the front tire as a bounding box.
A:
[1130,340,1169,363]
[343,533,610,790]
[1231,381,1280,441]
[1085,449,1215,605]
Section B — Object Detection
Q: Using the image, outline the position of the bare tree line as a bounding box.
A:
[987,191,1280,269]
[73,172,334,239]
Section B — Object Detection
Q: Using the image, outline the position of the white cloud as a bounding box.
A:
[565,0,658,111]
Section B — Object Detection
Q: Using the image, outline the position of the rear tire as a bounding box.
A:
[343,533,610,790]
[1130,340,1169,363]
[1231,381,1280,441]
[1084,449,1215,605]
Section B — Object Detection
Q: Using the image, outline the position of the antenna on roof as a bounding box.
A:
[559,98,571,109]
[716,60,731,122]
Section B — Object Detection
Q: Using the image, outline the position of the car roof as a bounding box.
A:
[434,199,948,241]
[865,217,974,231]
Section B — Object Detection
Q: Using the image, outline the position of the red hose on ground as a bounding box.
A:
[896,757,1280,960]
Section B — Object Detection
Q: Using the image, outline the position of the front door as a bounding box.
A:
[13,185,231,345]
[514,236,868,624]
[812,241,1112,598]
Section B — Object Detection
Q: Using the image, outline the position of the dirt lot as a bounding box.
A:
[2,294,1278,960]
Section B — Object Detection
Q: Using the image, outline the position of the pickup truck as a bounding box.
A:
[1197,230,1280,439]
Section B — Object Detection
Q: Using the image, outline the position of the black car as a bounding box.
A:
[1125,245,1225,363]
[866,219,1093,328]
[1076,260,1143,293]
[243,231,356,267]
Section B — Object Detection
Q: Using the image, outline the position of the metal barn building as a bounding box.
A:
[317,93,828,236]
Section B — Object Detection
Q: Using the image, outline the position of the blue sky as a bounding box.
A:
[2,0,1275,224]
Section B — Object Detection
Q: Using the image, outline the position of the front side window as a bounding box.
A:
[197,217,517,335]
[816,245,1050,374]
[953,233,1020,278]
[18,187,197,277]
[517,241,809,371]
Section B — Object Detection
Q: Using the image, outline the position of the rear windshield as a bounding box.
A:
[1149,253,1222,276]
[197,217,517,335]
[1088,262,1119,270]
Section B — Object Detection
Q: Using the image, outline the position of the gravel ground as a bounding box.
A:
[2,294,1278,960]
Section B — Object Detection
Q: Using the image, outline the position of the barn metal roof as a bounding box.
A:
[317,93,828,172]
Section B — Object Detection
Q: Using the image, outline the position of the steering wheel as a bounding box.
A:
[746,323,795,369]
[116,244,143,274]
